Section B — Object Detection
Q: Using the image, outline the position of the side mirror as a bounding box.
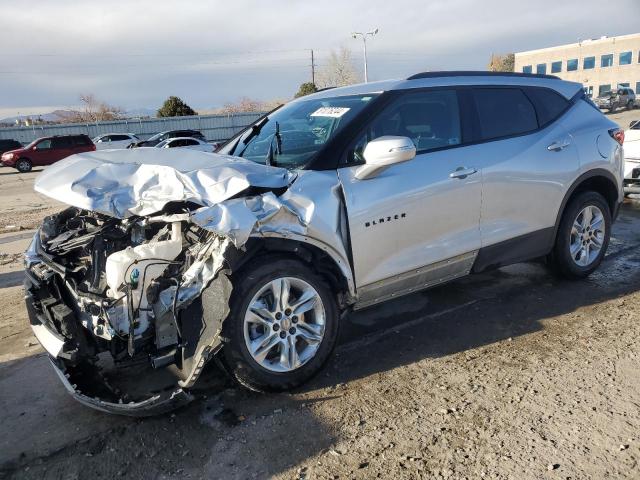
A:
[355,136,416,180]
[32,146,37,151]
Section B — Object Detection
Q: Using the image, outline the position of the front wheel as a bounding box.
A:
[16,158,32,173]
[550,191,611,279]
[222,257,339,392]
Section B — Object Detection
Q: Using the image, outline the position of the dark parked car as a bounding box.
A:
[0,134,95,173]
[0,139,23,157]
[129,129,206,148]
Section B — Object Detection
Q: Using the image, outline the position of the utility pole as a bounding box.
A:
[310,49,316,86]
[352,28,378,83]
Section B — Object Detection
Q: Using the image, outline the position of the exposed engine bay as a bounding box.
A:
[25,207,235,414]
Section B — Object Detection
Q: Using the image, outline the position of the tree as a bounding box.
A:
[216,97,285,114]
[157,96,197,117]
[316,47,360,88]
[488,53,515,72]
[56,94,124,123]
[294,82,318,98]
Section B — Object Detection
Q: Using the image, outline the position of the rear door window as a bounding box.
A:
[523,87,570,127]
[71,136,92,146]
[52,137,72,149]
[471,88,538,141]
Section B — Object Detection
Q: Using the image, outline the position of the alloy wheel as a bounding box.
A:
[569,205,605,267]
[243,277,325,372]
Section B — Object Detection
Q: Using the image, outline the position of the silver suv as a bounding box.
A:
[25,72,625,414]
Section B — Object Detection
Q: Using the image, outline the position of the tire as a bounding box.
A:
[222,257,339,392]
[16,158,32,173]
[550,191,611,279]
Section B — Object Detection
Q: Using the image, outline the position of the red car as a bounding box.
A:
[1,134,95,173]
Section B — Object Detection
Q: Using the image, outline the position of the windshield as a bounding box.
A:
[220,94,378,169]
[146,132,166,142]
[156,139,171,148]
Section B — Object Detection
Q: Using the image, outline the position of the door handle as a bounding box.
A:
[449,167,477,179]
[547,139,571,151]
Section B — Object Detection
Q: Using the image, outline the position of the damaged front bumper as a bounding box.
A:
[48,357,194,417]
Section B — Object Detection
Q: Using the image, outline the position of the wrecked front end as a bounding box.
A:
[23,149,354,415]
[24,207,235,415]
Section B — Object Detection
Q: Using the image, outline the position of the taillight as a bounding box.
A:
[609,128,624,145]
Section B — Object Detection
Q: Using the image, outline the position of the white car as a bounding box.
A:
[93,133,139,150]
[156,137,215,152]
[624,133,640,194]
[625,120,640,142]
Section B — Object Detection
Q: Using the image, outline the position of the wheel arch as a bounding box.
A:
[553,169,620,240]
[231,236,356,309]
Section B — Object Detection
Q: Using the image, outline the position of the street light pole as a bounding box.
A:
[352,28,378,83]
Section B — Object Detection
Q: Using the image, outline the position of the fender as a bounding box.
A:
[552,168,621,240]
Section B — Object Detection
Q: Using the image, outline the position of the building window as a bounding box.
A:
[522,65,532,74]
[551,61,562,73]
[536,63,546,75]
[618,82,630,88]
[601,54,613,67]
[619,51,632,65]
[567,59,578,71]
[583,56,595,69]
[636,82,640,95]
[599,84,611,96]
[584,86,593,97]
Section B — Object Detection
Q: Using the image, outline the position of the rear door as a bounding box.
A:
[110,134,132,149]
[49,137,74,163]
[338,88,482,306]
[71,136,94,153]
[468,86,578,265]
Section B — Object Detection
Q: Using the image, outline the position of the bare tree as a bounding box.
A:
[316,47,360,88]
[56,94,124,123]
[215,97,286,114]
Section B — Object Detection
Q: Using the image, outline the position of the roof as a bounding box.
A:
[303,71,583,101]
[515,32,640,57]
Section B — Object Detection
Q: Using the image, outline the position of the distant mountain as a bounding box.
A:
[0,108,157,124]
[123,108,157,118]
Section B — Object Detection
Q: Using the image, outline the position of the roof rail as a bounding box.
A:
[407,71,560,81]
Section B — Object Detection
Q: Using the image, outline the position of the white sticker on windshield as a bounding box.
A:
[310,107,351,118]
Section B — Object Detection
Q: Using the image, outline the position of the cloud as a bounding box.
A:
[0,0,638,116]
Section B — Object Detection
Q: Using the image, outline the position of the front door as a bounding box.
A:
[337,89,482,308]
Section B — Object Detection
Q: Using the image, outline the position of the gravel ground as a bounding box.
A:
[0,157,639,479]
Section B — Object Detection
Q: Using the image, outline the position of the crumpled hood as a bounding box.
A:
[34,148,294,218]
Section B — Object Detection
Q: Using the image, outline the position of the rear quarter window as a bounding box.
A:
[472,88,538,141]
[523,87,570,127]
[73,136,93,146]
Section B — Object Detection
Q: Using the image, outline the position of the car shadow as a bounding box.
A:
[0,271,24,289]
[0,167,44,176]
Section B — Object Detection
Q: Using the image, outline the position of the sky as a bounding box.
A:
[0,0,639,118]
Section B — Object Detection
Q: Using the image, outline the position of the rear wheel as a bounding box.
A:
[16,158,32,173]
[550,191,611,279]
[222,257,339,392]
